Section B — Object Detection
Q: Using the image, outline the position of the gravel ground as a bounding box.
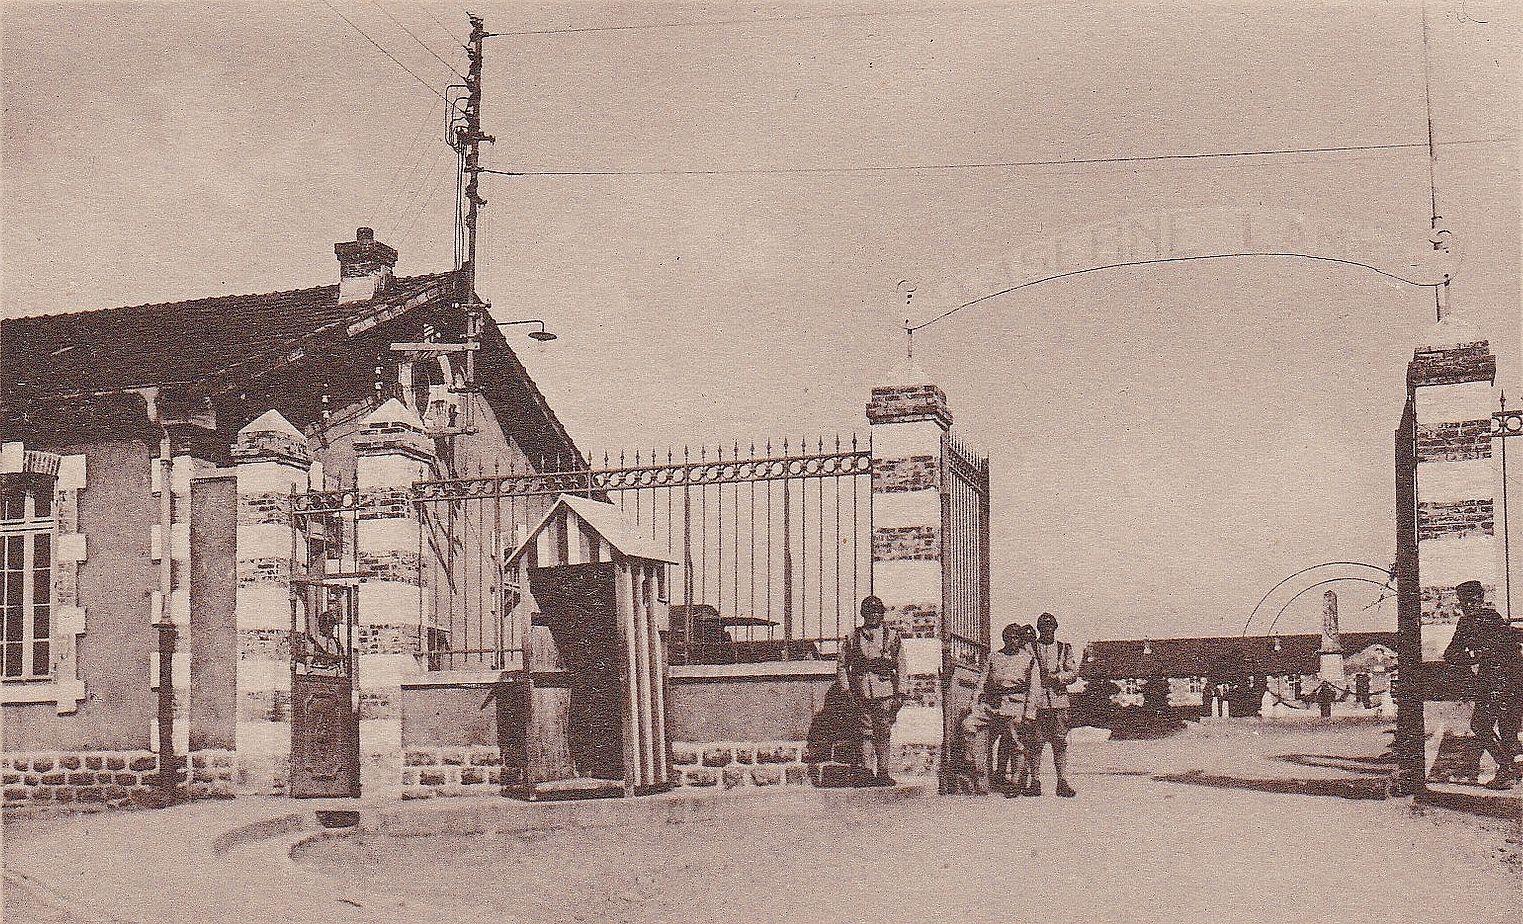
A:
[295,721,1523,924]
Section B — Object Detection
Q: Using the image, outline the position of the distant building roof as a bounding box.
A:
[1,270,582,466]
[1082,632,1398,680]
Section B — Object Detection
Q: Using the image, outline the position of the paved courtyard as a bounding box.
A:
[5,721,1520,923]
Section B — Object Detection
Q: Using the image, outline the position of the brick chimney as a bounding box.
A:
[334,227,397,304]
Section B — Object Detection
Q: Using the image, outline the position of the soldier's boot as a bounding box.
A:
[966,730,992,795]
[1023,742,1045,795]
[874,738,896,786]
[1054,746,1075,796]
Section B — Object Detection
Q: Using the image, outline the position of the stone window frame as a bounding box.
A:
[1,475,55,679]
[0,443,87,713]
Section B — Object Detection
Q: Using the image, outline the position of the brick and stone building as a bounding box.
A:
[1081,631,1399,720]
[3,230,995,806]
[1,228,580,806]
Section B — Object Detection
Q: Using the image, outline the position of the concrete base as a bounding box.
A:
[1418,781,1523,820]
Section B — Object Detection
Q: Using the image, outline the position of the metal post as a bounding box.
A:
[1394,394,1424,793]
[1500,405,1513,622]
[682,477,693,663]
[153,622,180,800]
[782,476,794,656]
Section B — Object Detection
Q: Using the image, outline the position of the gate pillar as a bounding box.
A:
[868,379,954,777]
[353,398,434,793]
[1402,314,1500,780]
[232,409,311,794]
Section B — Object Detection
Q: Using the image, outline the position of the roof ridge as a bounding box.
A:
[2,271,454,322]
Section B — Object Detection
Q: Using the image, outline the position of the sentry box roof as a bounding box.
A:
[506,493,679,570]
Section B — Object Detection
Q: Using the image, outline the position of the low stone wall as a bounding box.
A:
[400,745,509,799]
[2,748,237,808]
[670,741,809,788]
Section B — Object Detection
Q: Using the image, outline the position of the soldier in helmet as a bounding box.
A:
[1021,611,1080,797]
[839,595,906,786]
[961,622,1036,795]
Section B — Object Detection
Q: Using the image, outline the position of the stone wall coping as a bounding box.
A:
[400,668,521,689]
[670,661,838,681]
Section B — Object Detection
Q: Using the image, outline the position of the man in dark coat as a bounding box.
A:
[1444,580,1522,790]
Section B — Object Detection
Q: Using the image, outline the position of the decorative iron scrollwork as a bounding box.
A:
[1492,409,1523,438]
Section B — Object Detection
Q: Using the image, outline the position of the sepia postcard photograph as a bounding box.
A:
[1,1,1520,921]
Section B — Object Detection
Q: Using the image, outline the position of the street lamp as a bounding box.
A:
[496,319,558,342]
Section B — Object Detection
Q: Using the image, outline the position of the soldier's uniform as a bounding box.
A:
[961,637,1035,794]
[1445,581,1523,789]
[839,612,905,783]
[1021,615,1080,796]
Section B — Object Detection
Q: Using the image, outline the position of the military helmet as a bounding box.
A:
[860,595,887,618]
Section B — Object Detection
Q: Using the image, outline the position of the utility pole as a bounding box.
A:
[456,14,494,291]
[453,14,495,388]
[1420,1,1451,321]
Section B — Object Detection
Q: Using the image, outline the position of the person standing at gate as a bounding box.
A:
[1021,612,1079,797]
[961,622,1035,795]
[1444,580,1523,790]
[839,595,906,786]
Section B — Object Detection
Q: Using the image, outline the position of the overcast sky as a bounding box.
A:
[4,0,1519,646]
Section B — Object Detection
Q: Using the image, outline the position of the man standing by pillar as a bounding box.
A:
[1023,612,1079,797]
[1444,580,1522,790]
[839,595,906,786]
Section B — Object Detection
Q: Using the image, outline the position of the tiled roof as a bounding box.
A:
[1082,632,1399,679]
[2,273,458,396]
[1,271,584,467]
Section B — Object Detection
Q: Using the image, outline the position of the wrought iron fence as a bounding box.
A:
[943,431,991,667]
[293,435,874,669]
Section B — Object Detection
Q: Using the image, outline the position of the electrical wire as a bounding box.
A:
[380,132,451,241]
[370,93,450,234]
[489,7,956,37]
[317,0,450,103]
[416,1,466,45]
[371,0,467,80]
[394,145,458,250]
[478,137,1511,180]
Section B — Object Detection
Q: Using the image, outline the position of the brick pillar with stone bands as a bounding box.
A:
[1407,316,1501,774]
[1408,317,1500,659]
[353,397,435,794]
[867,380,953,777]
[232,409,311,794]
